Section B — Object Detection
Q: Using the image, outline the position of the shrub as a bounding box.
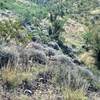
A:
[22,48,47,65]
[30,25,50,44]
[26,42,44,50]
[29,50,47,65]
[0,19,27,43]
[83,26,100,69]
[51,19,64,40]
[0,50,17,68]
[44,47,56,57]
[51,55,74,65]
[52,64,88,89]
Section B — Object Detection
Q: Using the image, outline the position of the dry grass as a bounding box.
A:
[80,52,95,67]
[15,94,31,100]
[0,65,49,87]
[0,67,33,87]
[0,64,96,100]
[62,87,88,100]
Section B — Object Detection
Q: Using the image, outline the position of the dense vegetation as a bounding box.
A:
[0,0,100,100]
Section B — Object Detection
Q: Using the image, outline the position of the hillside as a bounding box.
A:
[0,0,100,100]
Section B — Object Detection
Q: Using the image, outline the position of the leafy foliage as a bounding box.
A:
[0,0,48,21]
[0,20,21,41]
[0,19,30,44]
[83,25,100,69]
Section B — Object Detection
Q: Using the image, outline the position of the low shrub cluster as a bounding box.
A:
[0,19,29,44]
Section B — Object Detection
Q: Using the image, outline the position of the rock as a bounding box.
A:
[21,80,33,92]
[37,71,52,84]
[82,44,91,51]
[48,41,60,50]
[68,52,76,59]
[23,22,34,32]
[32,36,41,43]
[57,40,73,54]
[24,89,32,96]
[73,58,82,65]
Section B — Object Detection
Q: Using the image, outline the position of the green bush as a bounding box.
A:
[83,32,93,45]
[0,20,20,41]
[0,19,29,44]
[51,19,64,40]
[83,27,100,69]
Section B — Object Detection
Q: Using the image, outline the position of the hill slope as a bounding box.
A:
[0,0,100,100]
